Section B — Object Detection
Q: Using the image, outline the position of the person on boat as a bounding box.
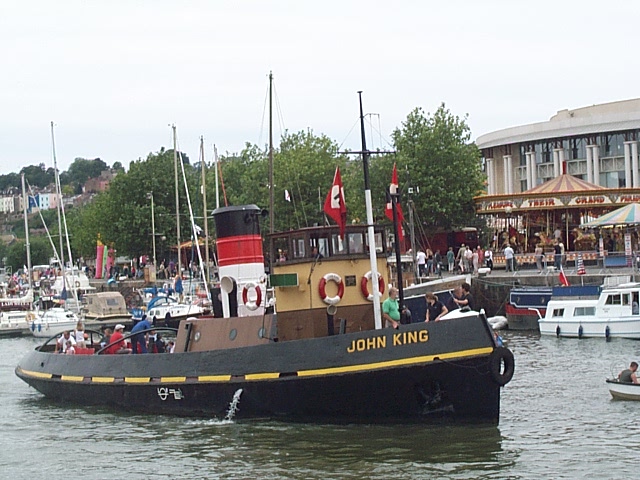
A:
[55,331,77,354]
[618,362,639,384]
[382,287,401,329]
[73,321,86,348]
[65,340,76,355]
[147,331,165,353]
[167,340,176,353]
[100,327,113,348]
[416,249,427,277]
[130,315,153,354]
[453,282,474,310]
[174,273,184,302]
[105,324,131,354]
[425,292,448,322]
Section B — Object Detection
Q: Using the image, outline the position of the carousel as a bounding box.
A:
[475,173,640,266]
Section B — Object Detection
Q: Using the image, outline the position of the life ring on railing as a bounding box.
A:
[242,282,262,311]
[360,271,385,301]
[75,281,81,288]
[489,347,515,386]
[318,273,344,305]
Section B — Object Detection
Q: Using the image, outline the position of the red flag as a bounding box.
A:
[385,163,404,242]
[324,167,347,238]
[559,266,570,286]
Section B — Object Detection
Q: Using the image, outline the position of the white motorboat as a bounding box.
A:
[539,282,640,339]
[606,379,640,400]
[145,296,209,328]
[0,310,34,337]
[30,308,80,338]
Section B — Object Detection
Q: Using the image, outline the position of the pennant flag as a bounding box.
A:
[385,163,404,243]
[577,253,586,275]
[323,167,347,238]
[559,266,570,286]
[284,189,291,202]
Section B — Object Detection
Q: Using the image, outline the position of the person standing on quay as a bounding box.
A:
[535,244,544,273]
[504,244,515,272]
[447,247,455,272]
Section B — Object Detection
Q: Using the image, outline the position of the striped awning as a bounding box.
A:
[524,174,603,195]
[581,203,640,227]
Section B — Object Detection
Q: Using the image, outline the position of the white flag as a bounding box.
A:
[284,189,291,202]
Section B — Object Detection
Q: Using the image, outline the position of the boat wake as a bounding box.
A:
[224,388,243,421]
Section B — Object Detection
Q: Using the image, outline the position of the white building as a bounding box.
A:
[478,99,640,195]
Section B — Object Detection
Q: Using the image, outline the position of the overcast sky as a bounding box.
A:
[2,1,640,175]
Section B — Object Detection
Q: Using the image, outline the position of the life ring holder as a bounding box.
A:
[489,347,515,386]
[242,282,262,311]
[318,273,344,305]
[360,271,385,301]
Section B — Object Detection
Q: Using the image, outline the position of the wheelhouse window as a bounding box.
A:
[605,294,622,305]
[347,232,364,254]
[552,308,564,317]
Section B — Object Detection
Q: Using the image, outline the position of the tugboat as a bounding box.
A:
[15,94,514,423]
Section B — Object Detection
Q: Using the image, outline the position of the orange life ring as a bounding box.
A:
[242,282,262,311]
[318,273,344,305]
[360,271,385,301]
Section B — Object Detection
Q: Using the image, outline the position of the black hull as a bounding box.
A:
[16,315,510,423]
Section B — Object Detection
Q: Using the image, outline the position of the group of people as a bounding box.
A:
[54,321,88,354]
[382,282,474,328]
[54,317,176,355]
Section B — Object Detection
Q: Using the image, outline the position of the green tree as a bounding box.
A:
[391,103,483,230]
[4,236,51,271]
[63,158,109,194]
[21,164,55,189]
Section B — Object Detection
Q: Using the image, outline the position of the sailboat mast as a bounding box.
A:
[214,145,220,209]
[358,92,383,330]
[51,122,65,271]
[21,173,32,291]
[268,71,274,233]
[173,125,181,275]
[201,137,210,282]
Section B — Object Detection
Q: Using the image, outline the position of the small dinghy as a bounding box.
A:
[488,315,508,330]
[606,379,640,401]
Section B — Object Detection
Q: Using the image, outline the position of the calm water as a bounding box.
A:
[2,332,640,479]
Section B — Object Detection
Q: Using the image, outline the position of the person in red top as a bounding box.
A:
[105,324,132,354]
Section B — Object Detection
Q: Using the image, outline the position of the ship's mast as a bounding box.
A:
[173,125,181,276]
[358,92,383,330]
[268,71,274,234]
[21,173,32,292]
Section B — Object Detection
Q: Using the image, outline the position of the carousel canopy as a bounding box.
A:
[523,174,602,195]
[581,203,640,227]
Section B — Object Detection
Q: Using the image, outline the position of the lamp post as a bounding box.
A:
[147,192,157,270]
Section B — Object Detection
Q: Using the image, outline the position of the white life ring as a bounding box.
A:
[360,271,385,301]
[318,273,344,305]
[75,281,81,288]
[242,282,262,311]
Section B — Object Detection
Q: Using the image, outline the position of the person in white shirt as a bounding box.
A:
[485,248,494,269]
[416,249,427,277]
[73,321,86,348]
[55,331,77,353]
[504,244,515,272]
